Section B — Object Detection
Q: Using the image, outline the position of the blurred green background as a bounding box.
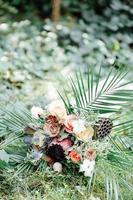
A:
[0,0,132,104]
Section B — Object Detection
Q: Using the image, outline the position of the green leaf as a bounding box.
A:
[60,67,132,115]
[0,160,9,169]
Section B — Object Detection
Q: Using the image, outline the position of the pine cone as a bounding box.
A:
[95,118,113,139]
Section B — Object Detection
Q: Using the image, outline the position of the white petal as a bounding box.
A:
[84,170,92,177]
[80,159,91,172]
[72,119,86,133]
[31,106,43,119]
[79,159,95,177]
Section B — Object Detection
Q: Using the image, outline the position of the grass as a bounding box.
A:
[1,172,133,200]
[0,170,104,200]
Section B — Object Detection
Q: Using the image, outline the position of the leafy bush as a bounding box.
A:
[0,0,133,104]
[2,0,132,18]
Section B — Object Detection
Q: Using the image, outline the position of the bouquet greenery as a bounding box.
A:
[0,67,133,199]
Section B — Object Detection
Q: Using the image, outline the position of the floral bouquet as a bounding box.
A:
[0,68,133,198]
[28,101,112,176]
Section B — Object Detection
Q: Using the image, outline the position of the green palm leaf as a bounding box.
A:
[60,67,133,114]
[0,103,32,148]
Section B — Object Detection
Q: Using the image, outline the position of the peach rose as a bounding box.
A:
[76,126,94,141]
[47,100,67,123]
[64,114,78,133]
[85,148,96,161]
[43,115,61,137]
[45,115,58,124]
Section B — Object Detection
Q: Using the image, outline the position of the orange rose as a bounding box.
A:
[64,114,78,133]
[69,150,81,163]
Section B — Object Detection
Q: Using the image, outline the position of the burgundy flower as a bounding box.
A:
[46,144,65,162]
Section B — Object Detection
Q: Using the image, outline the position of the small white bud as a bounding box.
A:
[53,162,62,173]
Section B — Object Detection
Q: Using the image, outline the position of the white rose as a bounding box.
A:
[47,100,67,123]
[31,106,44,119]
[72,119,86,133]
[79,159,95,177]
